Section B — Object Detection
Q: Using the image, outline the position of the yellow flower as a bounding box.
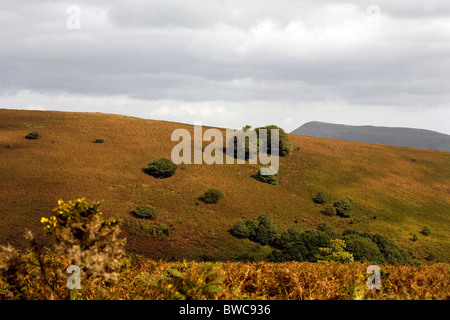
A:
[40,217,49,223]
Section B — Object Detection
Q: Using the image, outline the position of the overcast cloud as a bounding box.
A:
[1,0,449,133]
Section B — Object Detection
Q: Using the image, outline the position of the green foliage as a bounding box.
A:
[201,188,224,204]
[421,226,431,236]
[229,124,292,159]
[93,137,105,143]
[255,125,292,157]
[411,234,418,242]
[317,223,342,239]
[322,205,337,216]
[255,214,278,246]
[313,192,328,204]
[230,220,249,239]
[295,230,331,262]
[144,157,177,179]
[277,228,302,249]
[316,239,354,263]
[343,234,385,264]
[132,205,159,219]
[333,198,354,218]
[369,234,413,265]
[231,129,258,160]
[25,131,40,140]
[125,218,171,238]
[151,262,223,300]
[253,167,278,185]
[230,214,278,246]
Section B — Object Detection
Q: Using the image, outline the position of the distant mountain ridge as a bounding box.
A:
[291,121,450,152]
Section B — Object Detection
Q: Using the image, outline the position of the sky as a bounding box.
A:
[1,0,449,134]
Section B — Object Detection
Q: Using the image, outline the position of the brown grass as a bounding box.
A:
[0,109,449,262]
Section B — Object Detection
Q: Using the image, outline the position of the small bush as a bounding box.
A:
[313,192,328,204]
[333,198,354,218]
[411,234,418,242]
[421,226,431,236]
[25,131,40,140]
[144,158,177,179]
[322,205,337,217]
[253,167,278,185]
[132,205,159,219]
[93,137,105,143]
[201,189,224,204]
[5,144,12,149]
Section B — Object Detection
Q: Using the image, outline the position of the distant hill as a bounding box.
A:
[291,121,450,152]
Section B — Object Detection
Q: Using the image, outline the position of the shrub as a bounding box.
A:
[5,144,12,149]
[231,128,258,160]
[230,220,249,239]
[42,198,125,280]
[294,229,331,262]
[421,226,431,236]
[255,125,292,157]
[313,192,328,204]
[322,205,337,217]
[132,205,159,219]
[343,234,385,264]
[245,220,259,241]
[316,239,354,263]
[93,137,105,143]
[201,189,224,204]
[255,214,278,246]
[411,234,418,242]
[333,198,354,218]
[277,228,302,249]
[151,262,223,300]
[253,167,278,185]
[370,234,413,265]
[317,223,342,239]
[25,131,40,140]
[144,158,177,179]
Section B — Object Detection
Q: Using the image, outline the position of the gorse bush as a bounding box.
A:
[132,205,159,219]
[40,199,125,281]
[25,131,40,140]
[0,198,125,299]
[144,157,177,179]
[201,188,224,204]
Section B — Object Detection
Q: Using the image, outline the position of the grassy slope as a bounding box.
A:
[0,109,449,262]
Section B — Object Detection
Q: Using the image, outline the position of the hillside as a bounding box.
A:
[0,109,449,263]
[291,121,450,152]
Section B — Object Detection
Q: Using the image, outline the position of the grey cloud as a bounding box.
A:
[0,0,449,133]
